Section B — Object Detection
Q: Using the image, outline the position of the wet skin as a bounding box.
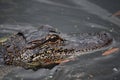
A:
[1,25,113,69]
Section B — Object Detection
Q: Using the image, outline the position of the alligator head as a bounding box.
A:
[1,25,113,70]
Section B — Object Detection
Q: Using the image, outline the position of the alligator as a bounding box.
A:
[0,25,113,70]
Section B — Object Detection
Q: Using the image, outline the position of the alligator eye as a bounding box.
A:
[46,34,63,42]
[49,35,59,42]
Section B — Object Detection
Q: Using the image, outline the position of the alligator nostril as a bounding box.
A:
[16,32,26,39]
[6,45,10,48]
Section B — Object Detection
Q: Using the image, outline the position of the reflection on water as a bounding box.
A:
[0,0,120,80]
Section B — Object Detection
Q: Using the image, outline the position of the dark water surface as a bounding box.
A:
[0,0,120,80]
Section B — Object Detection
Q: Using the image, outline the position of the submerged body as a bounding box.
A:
[1,25,113,69]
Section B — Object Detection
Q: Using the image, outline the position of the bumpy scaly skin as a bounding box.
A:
[1,25,113,69]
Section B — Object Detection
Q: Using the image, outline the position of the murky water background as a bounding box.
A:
[0,0,120,80]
